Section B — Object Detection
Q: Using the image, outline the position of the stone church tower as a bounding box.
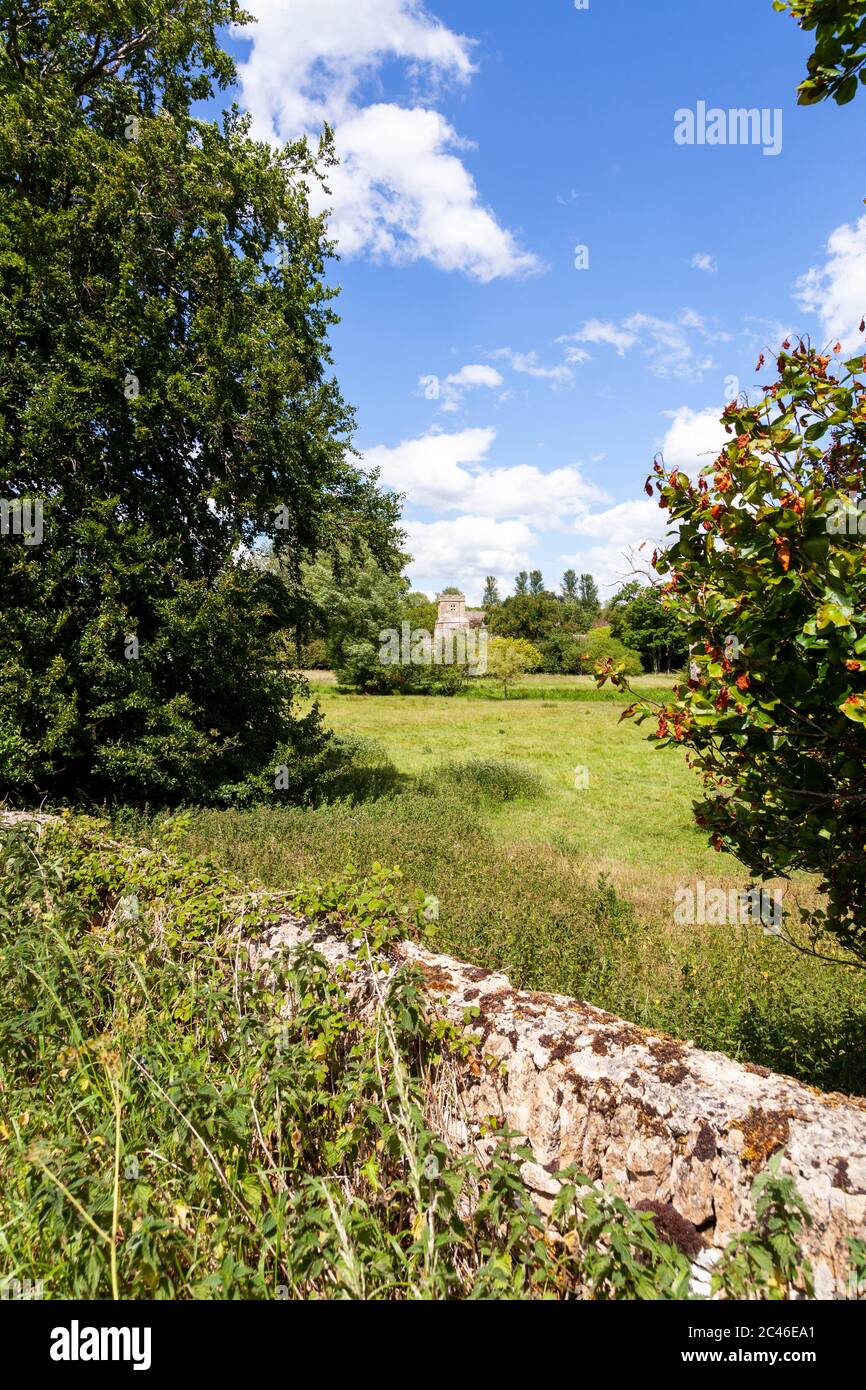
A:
[434,592,486,639]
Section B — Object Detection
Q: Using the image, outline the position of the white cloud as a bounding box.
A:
[658,405,727,475]
[445,364,503,390]
[562,319,638,356]
[237,0,540,281]
[404,515,535,599]
[559,310,721,379]
[556,404,729,591]
[561,499,669,593]
[691,252,718,274]
[491,347,573,385]
[561,344,592,366]
[795,214,866,352]
[422,363,504,412]
[363,427,608,522]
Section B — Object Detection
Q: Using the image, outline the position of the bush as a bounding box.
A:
[486,636,543,696]
[626,342,866,964]
[435,757,544,803]
[578,627,643,677]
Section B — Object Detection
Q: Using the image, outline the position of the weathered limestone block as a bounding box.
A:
[250,913,866,1300]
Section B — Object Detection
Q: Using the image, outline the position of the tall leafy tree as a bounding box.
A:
[488,591,562,648]
[561,568,579,600]
[481,575,500,608]
[0,1,401,801]
[608,583,688,673]
[528,569,545,596]
[513,570,529,596]
[578,573,600,613]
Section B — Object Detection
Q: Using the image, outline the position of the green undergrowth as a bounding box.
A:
[140,792,866,1098]
[0,815,847,1300]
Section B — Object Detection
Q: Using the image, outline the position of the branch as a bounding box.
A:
[72,26,157,96]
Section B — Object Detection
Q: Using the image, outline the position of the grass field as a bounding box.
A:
[167,674,866,1096]
[305,675,763,915]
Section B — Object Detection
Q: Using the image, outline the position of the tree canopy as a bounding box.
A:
[0,0,401,801]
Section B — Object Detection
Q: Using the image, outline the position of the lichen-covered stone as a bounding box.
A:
[250,913,866,1300]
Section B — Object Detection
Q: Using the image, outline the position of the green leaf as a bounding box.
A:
[836,73,859,103]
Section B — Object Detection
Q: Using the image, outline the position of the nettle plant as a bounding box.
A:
[610,341,866,965]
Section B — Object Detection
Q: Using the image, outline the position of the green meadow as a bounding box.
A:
[173,676,866,1097]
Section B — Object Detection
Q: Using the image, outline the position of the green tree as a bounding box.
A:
[539,629,585,675]
[0,1,401,802]
[486,636,542,698]
[578,574,600,613]
[488,592,562,649]
[529,569,545,596]
[620,342,866,964]
[561,569,579,600]
[608,584,689,673]
[514,570,530,596]
[302,552,408,692]
[774,0,866,105]
[481,575,500,608]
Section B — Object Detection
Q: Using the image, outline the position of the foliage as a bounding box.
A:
[486,636,543,697]
[481,576,500,608]
[0,815,836,1299]
[774,0,866,104]
[578,573,601,614]
[538,629,587,675]
[849,1237,866,1295]
[299,556,471,695]
[618,342,866,965]
[489,576,601,665]
[561,569,580,600]
[711,1157,814,1299]
[608,583,689,673]
[0,0,401,803]
[301,552,407,691]
[434,756,544,803]
[578,627,644,677]
[174,768,866,1099]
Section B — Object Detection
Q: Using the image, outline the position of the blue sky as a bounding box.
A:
[222,0,866,603]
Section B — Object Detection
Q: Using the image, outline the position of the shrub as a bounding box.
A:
[486,637,543,697]
[579,628,643,677]
[621,342,866,964]
[435,757,544,803]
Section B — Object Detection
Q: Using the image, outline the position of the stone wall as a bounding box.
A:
[252,912,866,1299]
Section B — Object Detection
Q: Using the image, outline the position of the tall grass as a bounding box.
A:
[138,771,866,1097]
[0,818,827,1300]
